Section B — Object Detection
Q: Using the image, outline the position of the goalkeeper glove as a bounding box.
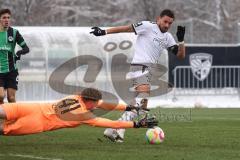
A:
[90,27,106,36]
[176,26,185,42]
[133,115,158,128]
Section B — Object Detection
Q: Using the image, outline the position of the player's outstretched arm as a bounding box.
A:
[83,117,134,128]
[106,25,134,34]
[82,115,158,129]
[90,25,134,36]
[97,100,127,111]
[97,100,149,112]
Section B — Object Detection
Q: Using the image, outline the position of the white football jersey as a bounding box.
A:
[131,21,176,64]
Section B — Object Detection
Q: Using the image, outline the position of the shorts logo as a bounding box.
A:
[8,36,14,42]
[190,53,212,81]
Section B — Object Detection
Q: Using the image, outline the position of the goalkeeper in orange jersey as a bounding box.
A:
[0,88,158,136]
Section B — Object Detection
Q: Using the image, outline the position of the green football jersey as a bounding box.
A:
[0,27,26,73]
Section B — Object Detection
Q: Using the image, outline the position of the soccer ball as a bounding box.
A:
[145,126,165,144]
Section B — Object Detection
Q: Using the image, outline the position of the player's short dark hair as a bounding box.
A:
[160,9,175,19]
[81,88,102,102]
[0,9,11,17]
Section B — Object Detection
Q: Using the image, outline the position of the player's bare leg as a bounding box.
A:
[115,84,150,142]
[0,87,5,104]
[104,64,152,142]
[104,84,150,142]
[7,88,16,103]
[0,105,7,135]
[0,120,3,135]
[0,105,6,119]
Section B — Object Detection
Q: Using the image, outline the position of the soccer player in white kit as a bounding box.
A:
[90,9,186,142]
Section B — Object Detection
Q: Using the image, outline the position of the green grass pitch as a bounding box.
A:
[0,108,240,160]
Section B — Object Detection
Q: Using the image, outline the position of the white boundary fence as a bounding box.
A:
[173,65,240,100]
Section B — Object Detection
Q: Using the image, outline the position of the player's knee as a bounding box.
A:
[135,84,150,93]
[7,95,16,103]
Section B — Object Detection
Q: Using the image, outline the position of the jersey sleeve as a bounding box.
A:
[167,33,177,48]
[97,100,126,111]
[82,117,134,128]
[132,21,152,35]
[16,30,27,47]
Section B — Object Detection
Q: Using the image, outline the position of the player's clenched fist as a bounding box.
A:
[90,27,106,36]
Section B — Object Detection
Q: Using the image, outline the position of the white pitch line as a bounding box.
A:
[8,153,63,160]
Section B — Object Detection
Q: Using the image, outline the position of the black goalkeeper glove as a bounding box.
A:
[133,115,158,128]
[176,26,185,42]
[90,27,106,36]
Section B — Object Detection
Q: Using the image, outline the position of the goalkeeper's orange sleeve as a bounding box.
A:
[97,100,126,111]
[83,117,134,128]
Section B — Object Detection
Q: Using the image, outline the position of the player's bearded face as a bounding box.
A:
[0,13,11,29]
[157,16,174,33]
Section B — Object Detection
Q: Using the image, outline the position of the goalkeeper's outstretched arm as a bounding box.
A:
[96,100,127,111]
[82,115,158,129]
[83,117,134,128]
[96,100,147,112]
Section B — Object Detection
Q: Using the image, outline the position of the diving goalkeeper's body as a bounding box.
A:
[0,88,157,136]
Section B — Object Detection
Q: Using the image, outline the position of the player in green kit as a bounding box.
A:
[0,9,29,104]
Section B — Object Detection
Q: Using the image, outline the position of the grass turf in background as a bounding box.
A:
[0,108,240,160]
